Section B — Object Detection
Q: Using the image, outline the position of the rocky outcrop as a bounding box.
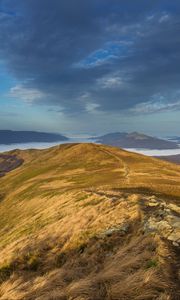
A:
[85,188,180,247]
[142,197,180,247]
[0,154,23,177]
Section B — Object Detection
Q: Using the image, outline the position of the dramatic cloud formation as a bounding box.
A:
[0,0,180,134]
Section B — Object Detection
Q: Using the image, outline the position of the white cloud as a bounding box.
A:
[159,13,170,23]
[97,75,124,89]
[9,85,45,103]
[80,92,99,112]
[85,102,99,112]
[146,14,155,21]
[132,100,180,114]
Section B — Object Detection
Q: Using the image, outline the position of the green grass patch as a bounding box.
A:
[145,259,158,269]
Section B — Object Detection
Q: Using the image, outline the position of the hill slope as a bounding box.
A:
[0,143,179,300]
[94,132,179,149]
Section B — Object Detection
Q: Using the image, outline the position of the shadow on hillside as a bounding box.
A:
[1,215,179,300]
[0,154,24,177]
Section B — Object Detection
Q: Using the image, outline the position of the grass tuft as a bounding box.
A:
[145,259,158,269]
[0,263,13,283]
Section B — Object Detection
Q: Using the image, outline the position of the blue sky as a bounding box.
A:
[0,0,180,136]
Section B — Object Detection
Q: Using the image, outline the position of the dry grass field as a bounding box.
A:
[0,143,179,300]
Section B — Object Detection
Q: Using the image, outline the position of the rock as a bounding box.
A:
[148,202,159,207]
[102,224,129,237]
[103,228,119,236]
[168,203,180,214]
[144,218,173,237]
[110,197,119,202]
[156,221,173,236]
[121,224,129,233]
[166,216,180,228]
[173,242,179,247]
[148,196,157,202]
[164,208,171,213]
[167,231,180,243]
[155,209,167,218]
[144,217,157,233]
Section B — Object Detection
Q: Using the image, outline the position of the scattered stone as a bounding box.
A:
[166,216,180,228]
[148,202,159,207]
[110,197,120,202]
[173,242,179,247]
[144,218,157,233]
[156,221,173,236]
[142,196,180,247]
[148,196,157,202]
[102,224,129,237]
[144,218,173,237]
[168,204,180,214]
[167,231,180,243]
[155,209,167,218]
[103,228,117,237]
[164,208,171,213]
[121,224,129,233]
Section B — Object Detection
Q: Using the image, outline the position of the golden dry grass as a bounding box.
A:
[0,143,179,299]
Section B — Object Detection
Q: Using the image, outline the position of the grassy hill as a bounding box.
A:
[0,143,179,299]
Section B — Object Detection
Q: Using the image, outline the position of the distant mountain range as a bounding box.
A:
[0,130,179,150]
[93,132,179,149]
[156,154,180,164]
[167,136,180,142]
[0,130,68,144]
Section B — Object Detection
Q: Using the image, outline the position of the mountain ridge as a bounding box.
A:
[93,132,179,149]
[0,130,68,144]
[0,143,179,299]
[156,154,180,164]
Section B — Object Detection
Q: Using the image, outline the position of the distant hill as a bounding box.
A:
[167,136,180,143]
[94,132,179,149]
[156,154,180,164]
[0,143,179,299]
[0,130,68,144]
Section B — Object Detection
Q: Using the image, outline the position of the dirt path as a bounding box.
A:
[99,147,130,184]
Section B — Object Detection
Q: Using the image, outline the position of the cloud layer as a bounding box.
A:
[0,0,180,117]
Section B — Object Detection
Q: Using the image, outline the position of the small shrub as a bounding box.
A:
[0,263,13,283]
[55,252,67,268]
[25,252,40,271]
[75,194,89,202]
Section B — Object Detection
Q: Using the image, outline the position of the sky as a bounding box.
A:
[0,0,180,137]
